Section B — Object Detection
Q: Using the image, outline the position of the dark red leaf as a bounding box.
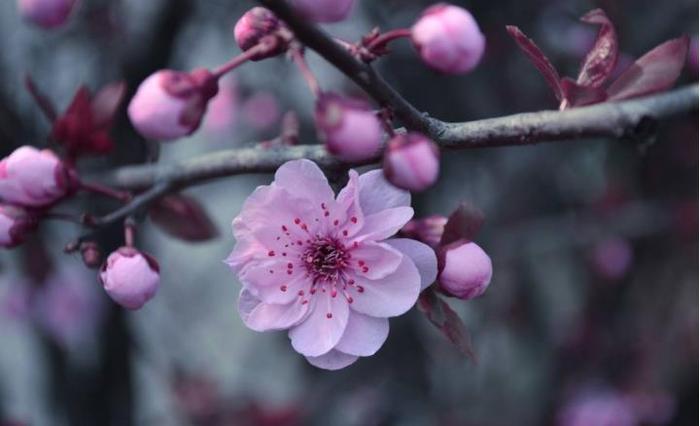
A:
[91,81,126,129]
[418,288,476,361]
[607,35,690,101]
[64,86,93,118]
[149,194,218,242]
[439,202,485,247]
[24,74,57,122]
[560,77,608,108]
[506,25,564,102]
[576,9,619,88]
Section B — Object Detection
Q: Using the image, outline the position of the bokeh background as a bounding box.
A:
[0,0,697,425]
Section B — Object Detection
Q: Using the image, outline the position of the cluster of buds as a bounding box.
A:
[404,203,492,300]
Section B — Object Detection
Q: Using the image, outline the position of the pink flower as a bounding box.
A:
[438,240,492,299]
[18,0,78,29]
[411,4,485,74]
[383,132,440,192]
[226,160,437,369]
[315,93,383,162]
[234,7,286,61]
[289,0,354,23]
[0,205,38,248]
[99,247,160,310]
[128,69,218,141]
[0,146,73,207]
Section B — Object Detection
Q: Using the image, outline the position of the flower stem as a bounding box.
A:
[124,218,136,248]
[212,37,281,79]
[365,28,412,52]
[290,47,321,98]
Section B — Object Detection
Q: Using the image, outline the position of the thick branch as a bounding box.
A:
[105,84,698,191]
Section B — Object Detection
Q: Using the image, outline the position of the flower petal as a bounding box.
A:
[334,169,365,237]
[385,238,437,290]
[358,169,411,215]
[349,241,403,280]
[305,349,358,370]
[273,159,335,205]
[238,288,309,332]
[349,255,421,318]
[253,272,308,305]
[289,291,349,357]
[354,207,414,242]
[334,311,389,356]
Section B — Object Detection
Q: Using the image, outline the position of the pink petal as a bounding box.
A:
[334,170,365,236]
[238,259,304,297]
[349,241,403,280]
[305,349,358,370]
[289,292,349,357]
[252,272,308,305]
[273,159,335,205]
[224,236,263,273]
[357,170,411,215]
[334,311,389,356]
[385,238,437,290]
[350,255,421,318]
[354,207,414,242]
[238,289,309,332]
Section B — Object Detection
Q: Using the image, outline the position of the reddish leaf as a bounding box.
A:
[149,194,218,242]
[439,202,485,247]
[24,74,57,122]
[506,25,564,101]
[607,36,690,101]
[576,9,619,88]
[561,77,608,108]
[418,288,476,360]
[91,81,126,129]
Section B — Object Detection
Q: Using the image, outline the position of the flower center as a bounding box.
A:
[302,237,349,283]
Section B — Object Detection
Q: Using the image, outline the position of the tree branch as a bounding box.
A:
[104,84,698,192]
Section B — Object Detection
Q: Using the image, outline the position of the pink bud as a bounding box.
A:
[401,215,448,248]
[438,240,492,300]
[0,205,38,248]
[289,0,354,23]
[128,69,219,141]
[99,247,160,310]
[411,4,485,74]
[234,7,286,61]
[18,0,78,29]
[315,93,383,161]
[0,146,73,207]
[383,132,440,192]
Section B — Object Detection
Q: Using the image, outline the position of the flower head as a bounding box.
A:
[128,69,219,141]
[411,4,485,74]
[100,247,160,310]
[315,93,383,162]
[18,0,78,29]
[383,132,440,192]
[289,0,354,23]
[226,160,437,369]
[0,146,74,207]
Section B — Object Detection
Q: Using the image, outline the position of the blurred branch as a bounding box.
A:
[105,84,698,193]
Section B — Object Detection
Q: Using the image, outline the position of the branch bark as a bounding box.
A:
[104,84,698,192]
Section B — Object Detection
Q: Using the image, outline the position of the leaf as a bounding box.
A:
[439,202,485,247]
[91,81,127,129]
[149,194,218,242]
[576,9,619,88]
[607,35,690,101]
[506,25,564,102]
[418,288,476,361]
[561,77,608,108]
[24,74,57,122]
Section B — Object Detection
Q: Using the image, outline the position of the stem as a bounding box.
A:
[80,181,132,202]
[124,218,136,248]
[211,37,282,79]
[378,109,396,137]
[290,47,321,97]
[366,28,412,52]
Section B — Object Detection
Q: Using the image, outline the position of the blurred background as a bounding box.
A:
[0,0,697,425]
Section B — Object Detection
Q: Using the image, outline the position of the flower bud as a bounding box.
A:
[0,205,38,248]
[99,247,160,310]
[0,146,73,207]
[411,4,485,74]
[401,215,448,248]
[18,0,78,29]
[80,241,102,269]
[383,132,440,192]
[234,7,286,61]
[438,240,492,300]
[315,93,383,162]
[128,69,219,141]
[289,0,354,23]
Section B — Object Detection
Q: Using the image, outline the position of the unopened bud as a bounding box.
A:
[401,215,448,248]
[438,240,492,300]
[99,247,160,310]
[0,146,74,207]
[289,0,354,23]
[80,241,102,269]
[0,205,38,248]
[383,133,440,192]
[233,7,287,61]
[18,0,78,29]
